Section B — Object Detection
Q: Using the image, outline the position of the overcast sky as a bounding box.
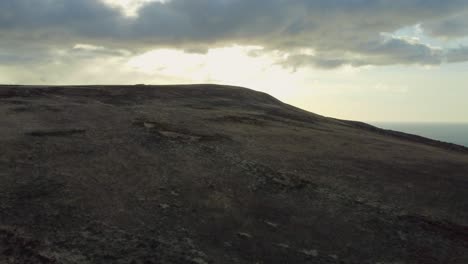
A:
[1,0,468,122]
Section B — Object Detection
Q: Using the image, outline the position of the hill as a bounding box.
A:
[1,85,467,263]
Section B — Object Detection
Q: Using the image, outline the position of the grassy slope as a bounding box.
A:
[1,85,467,264]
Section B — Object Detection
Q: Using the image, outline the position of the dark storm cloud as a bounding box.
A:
[1,0,468,68]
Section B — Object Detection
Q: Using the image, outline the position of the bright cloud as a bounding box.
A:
[101,0,167,16]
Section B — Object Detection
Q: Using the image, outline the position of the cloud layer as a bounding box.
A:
[1,0,468,68]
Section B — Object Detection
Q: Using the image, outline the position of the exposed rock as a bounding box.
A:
[300,249,319,257]
[191,257,209,264]
[275,243,290,249]
[236,232,253,239]
[159,204,170,209]
[264,221,279,229]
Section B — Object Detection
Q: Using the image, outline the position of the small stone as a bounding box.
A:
[190,249,207,258]
[159,203,170,209]
[301,249,318,257]
[80,231,92,238]
[265,221,279,229]
[236,232,252,239]
[144,122,156,128]
[275,243,290,249]
[191,257,208,264]
[223,242,232,248]
[397,231,407,241]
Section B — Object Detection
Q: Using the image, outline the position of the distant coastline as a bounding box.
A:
[371,122,468,147]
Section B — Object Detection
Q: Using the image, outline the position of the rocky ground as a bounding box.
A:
[0,84,467,264]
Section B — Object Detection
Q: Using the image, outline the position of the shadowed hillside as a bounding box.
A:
[1,85,467,264]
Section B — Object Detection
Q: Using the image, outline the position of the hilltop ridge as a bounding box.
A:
[1,84,467,263]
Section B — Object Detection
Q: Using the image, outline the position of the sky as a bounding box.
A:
[1,0,468,122]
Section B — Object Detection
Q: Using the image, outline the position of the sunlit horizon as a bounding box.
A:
[1,0,468,123]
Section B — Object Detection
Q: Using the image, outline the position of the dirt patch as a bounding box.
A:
[26,129,86,137]
[9,105,62,113]
[241,161,314,192]
[208,115,266,126]
[134,119,230,143]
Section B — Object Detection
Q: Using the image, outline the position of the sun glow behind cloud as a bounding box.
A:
[2,0,468,122]
[123,45,407,121]
[101,0,168,16]
[125,46,303,98]
[2,39,468,122]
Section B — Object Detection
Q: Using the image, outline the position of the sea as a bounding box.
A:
[371,122,468,147]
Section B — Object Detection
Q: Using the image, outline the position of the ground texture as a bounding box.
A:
[1,85,467,264]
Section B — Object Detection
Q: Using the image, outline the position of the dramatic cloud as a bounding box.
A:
[1,0,468,68]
